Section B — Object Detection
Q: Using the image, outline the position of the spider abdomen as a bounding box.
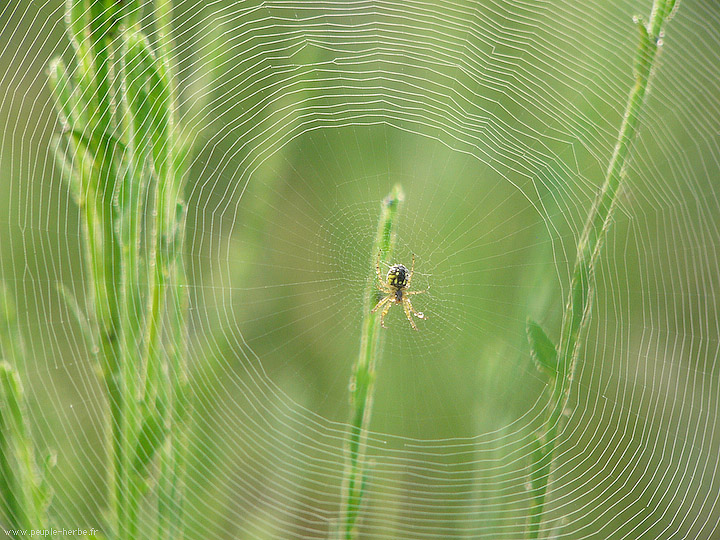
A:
[387,264,408,289]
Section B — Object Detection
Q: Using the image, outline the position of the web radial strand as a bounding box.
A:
[1,0,720,538]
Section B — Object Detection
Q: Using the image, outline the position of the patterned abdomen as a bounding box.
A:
[387,264,408,288]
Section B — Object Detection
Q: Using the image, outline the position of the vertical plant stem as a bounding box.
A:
[125,4,188,539]
[0,287,51,539]
[0,364,47,538]
[157,260,189,540]
[126,9,184,538]
[118,61,141,540]
[50,2,189,539]
[342,184,405,539]
[63,2,125,533]
[525,1,676,538]
[153,0,178,90]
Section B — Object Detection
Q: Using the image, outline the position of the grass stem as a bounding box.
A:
[525,1,677,537]
[48,2,189,538]
[342,185,405,539]
[0,286,52,539]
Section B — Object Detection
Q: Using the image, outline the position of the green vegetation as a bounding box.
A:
[0,0,707,538]
[342,185,405,538]
[524,1,677,537]
[46,1,190,538]
[0,286,53,540]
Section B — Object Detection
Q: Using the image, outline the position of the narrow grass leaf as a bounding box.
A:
[55,282,97,354]
[47,59,81,129]
[132,407,167,477]
[526,319,557,377]
[125,31,173,179]
[66,0,90,49]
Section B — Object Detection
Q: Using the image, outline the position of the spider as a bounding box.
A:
[371,251,427,330]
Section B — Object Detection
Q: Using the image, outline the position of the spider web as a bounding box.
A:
[1,0,720,538]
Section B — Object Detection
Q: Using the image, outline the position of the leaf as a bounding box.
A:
[51,135,82,204]
[47,59,77,128]
[66,0,90,50]
[55,282,97,354]
[38,450,57,513]
[526,319,558,377]
[633,15,651,78]
[67,127,126,206]
[0,361,27,434]
[125,30,173,179]
[173,127,194,186]
[132,408,167,476]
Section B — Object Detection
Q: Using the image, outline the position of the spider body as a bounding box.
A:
[387,264,408,289]
[371,253,426,330]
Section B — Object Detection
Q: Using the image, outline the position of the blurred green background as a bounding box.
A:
[1,0,719,538]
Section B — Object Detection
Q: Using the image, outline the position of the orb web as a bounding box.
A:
[1,0,719,539]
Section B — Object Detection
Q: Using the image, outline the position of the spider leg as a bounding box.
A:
[403,296,426,330]
[405,289,426,295]
[371,295,391,314]
[401,298,419,331]
[407,296,425,318]
[380,299,393,328]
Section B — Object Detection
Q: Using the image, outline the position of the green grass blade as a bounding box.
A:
[0,287,52,538]
[526,319,557,378]
[342,185,405,539]
[525,1,677,537]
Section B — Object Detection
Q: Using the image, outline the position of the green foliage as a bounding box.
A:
[132,408,167,478]
[46,1,190,539]
[342,185,405,539]
[526,319,557,378]
[0,286,54,539]
[2,0,692,537]
[524,1,678,537]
